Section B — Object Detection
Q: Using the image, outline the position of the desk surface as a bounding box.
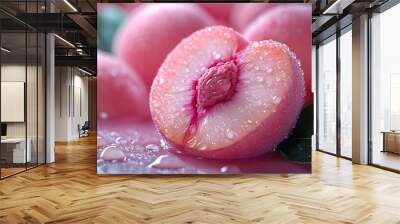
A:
[1,138,27,143]
[381,131,400,134]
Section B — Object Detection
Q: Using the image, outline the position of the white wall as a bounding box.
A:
[54,67,89,141]
[1,64,46,164]
[55,66,70,141]
[1,65,40,138]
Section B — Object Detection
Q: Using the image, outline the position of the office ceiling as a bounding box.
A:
[311,0,391,43]
[0,0,395,73]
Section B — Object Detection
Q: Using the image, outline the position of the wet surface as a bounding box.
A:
[97,120,311,174]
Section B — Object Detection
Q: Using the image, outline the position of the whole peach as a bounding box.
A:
[230,3,276,31]
[244,4,312,107]
[114,3,215,88]
[98,52,150,121]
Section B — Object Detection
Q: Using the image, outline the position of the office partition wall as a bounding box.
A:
[0,1,46,179]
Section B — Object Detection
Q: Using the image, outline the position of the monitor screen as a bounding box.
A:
[1,123,7,137]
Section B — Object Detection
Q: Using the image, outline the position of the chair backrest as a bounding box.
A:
[82,121,90,129]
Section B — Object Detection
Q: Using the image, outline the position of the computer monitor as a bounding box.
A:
[1,123,7,137]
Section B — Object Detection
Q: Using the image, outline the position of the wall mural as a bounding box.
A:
[97,3,313,174]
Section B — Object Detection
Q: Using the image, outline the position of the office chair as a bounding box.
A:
[79,121,90,138]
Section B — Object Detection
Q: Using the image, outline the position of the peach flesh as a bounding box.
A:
[150,26,305,159]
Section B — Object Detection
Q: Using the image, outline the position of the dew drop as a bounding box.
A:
[247,120,253,124]
[272,96,281,104]
[223,32,231,38]
[115,136,126,145]
[221,165,240,173]
[145,144,160,152]
[100,112,108,119]
[255,66,259,71]
[199,145,208,151]
[147,155,185,169]
[225,128,235,139]
[100,145,125,161]
[220,166,230,173]
[160,139,168,150]
[256,76,263,82]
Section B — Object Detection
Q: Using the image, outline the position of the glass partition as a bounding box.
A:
[27,30,38,169]
[339,27,352,158]
[1,30,28,177]
[317,35,337,154]
[38,32,45,165]
[370,3,400,171]
[0,1,46,179]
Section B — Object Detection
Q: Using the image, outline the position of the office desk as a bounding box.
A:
[1,138,31,163]
[382,131,400,154]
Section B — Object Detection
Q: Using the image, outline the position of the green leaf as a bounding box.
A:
[277,104,313,163]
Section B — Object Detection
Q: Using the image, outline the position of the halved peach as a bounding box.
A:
[150,26,305,159]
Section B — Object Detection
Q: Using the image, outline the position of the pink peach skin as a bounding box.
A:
[97,3,139,12]
[114,3,140,12]
[98,52,150,121]
[150,26,305,159]
[199,3,234,24]
[230,3,277,32]
[244,4,312,107]
[114,3,215,88]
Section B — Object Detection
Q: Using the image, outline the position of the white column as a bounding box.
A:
[352,14,369,164]
[46,32,55,163]
[45,0,55,163]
